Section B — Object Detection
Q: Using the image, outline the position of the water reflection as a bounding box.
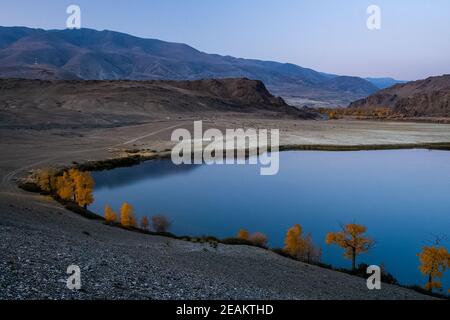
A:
[93,160,201,189]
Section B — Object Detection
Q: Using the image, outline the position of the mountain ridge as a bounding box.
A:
[0,26,395,107]
[0,77,318,129]
[349,75,450,117]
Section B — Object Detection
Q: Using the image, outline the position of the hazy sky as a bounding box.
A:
[1,0,449,80]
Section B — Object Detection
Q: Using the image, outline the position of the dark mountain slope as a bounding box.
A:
[349,75,450,117]
[0,78,317,129]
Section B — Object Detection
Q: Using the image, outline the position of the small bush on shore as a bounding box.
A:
[152,215,171,233]
[140,216,149,230]
[250,232,268,248]
[237,229,250,240]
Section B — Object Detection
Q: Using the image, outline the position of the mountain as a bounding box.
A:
[365,77,406,89]
[0,78,318,129]
[0,26,378,107]
[349,75,450,117]
[322,76,379,94]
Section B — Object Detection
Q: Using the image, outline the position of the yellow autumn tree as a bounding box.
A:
[284,224,321,263]
[35,167,58,193]
[237,229,250,241]
[326,223,374,270]
[73,171,94,209]
[54,169,95,208]
[418,245,450,292]
[68,169,80,202]
[56,171,75,201]
[104,205,117,223]
[120,202,136,227]
[140,216,149,230]
[284,224,305,258]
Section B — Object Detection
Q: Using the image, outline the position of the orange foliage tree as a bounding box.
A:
[120,202,136,227]
[237,229,250,241]
[54,169,94,209]
[285,224,304,257]
[68,169,80,202]
[104,205,117,223]
[73,171,94,209]
[326,223,374,270]
[284,224,321,263]
[56,171,76,201]
[35,168,58,193]
[418,243,450,292]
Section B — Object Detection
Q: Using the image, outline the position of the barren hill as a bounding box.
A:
[0,78,317,129]
[349,75,450,117]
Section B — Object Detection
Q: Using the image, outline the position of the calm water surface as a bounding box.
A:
[90,150,450,287]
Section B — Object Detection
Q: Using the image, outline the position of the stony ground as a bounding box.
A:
[2,117,450,300]
[0,193,434,300]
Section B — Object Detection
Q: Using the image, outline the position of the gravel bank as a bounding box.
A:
[0,192,433,300]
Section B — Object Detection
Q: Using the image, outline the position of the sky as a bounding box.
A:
[1,0,449,80]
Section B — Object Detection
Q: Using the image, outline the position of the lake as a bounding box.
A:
[90,149,450,288]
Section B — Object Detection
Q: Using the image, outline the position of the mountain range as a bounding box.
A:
[349,75,450,117]
[0,27,403,107]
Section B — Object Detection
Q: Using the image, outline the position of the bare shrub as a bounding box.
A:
[250,232,268,247]
[152,215,171,233]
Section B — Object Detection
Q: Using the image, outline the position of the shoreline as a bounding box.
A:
[71,142,450,173]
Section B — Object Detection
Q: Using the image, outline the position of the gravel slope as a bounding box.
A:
[0,193,432,300]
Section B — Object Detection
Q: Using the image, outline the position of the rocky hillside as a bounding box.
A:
[349,75,450,117]
[0,27,380,106]
[0,78,317,129]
